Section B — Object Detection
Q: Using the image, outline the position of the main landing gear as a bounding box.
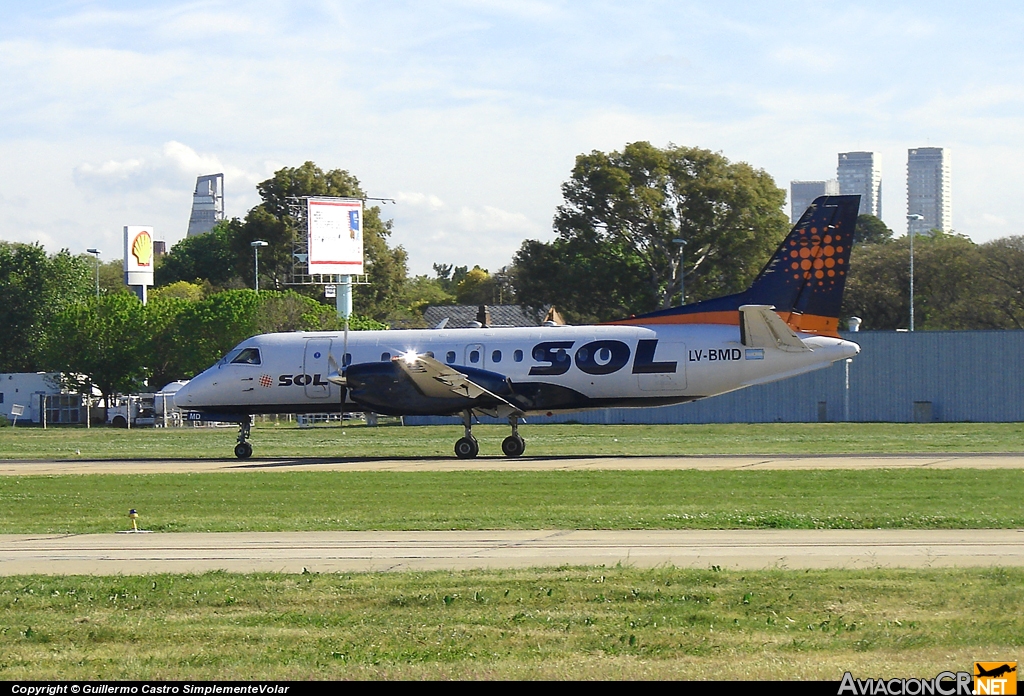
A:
[454,411,526,459]
[234,416,253,459]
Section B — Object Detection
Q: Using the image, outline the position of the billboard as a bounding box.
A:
[307,197,364,275]
[123,226,155,287]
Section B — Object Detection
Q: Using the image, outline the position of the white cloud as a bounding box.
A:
[389,191,544,275]
[73,141,261,199]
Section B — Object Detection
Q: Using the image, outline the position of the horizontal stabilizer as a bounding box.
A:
[739,305,810,353]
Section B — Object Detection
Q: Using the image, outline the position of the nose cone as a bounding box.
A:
[172,381,194,409]
[842,339,861,360]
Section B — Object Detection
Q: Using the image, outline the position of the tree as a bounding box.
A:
[232,162,408,320]
[854,214,893,245]
[842,232,1003,330]
[455,266,498,305]
[0,242,92,372]
[42,293,150,414]
[979,236,1024,329]
[512,142,789,322]
[155,220,243,288]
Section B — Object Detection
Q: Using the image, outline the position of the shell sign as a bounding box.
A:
[132,230,153,266]
[123,225,155,287]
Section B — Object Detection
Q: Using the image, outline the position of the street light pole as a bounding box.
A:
[250,240,268,292]
[672,238,686,305]
[86,248,101,298]
[907,214,924,331]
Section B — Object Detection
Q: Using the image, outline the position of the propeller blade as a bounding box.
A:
[327,353,346,385]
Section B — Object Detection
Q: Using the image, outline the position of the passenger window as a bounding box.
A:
[231,348,261,365]
[514,349,523,362]
[381,352,391,361]
[470,350,480,364]
[446,351,456,364]
[343,353,352,366]
[492,350,502,363]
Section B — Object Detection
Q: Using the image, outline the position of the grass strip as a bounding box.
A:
[2,422,1023,460]
[1,567,1021,680]
[2,469,1022,533]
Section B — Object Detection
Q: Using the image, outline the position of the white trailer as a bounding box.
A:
[0,373,73,425]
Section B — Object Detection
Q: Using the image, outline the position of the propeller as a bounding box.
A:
[326,353,346,385]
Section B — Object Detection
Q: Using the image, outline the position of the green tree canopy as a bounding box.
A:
[0,242,92,372]
[42,292,150,409]
[156,220,243,288]
[854,214,894,245]
[842,232,1006,330]
[512,142,789,322]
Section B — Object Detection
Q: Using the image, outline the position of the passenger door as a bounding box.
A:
[303,338,333,399]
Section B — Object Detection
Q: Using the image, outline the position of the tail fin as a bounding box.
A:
[610,195,861,336]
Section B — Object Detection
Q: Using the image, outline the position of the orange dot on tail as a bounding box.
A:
[815,270,824,279]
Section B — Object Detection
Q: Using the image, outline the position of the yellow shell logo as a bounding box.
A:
[132,231,153,267]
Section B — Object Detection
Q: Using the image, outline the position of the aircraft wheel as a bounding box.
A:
[501,434,526,458]
[454,437,479,459]
[234,442,253,459]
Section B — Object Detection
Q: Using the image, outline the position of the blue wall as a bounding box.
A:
[404,331,1024,425]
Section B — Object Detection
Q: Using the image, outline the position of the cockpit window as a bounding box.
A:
[231,348,262,365]
[218,349,243,366]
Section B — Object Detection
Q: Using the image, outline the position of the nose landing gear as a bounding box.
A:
[234,416,253,459]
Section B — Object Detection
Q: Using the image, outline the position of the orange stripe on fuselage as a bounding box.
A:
[605,311,840,337]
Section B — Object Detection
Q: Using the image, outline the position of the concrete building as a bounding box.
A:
[837,152,882,217]
[907,147,952,236]
[186,173,225,237]
[790,180,840,222]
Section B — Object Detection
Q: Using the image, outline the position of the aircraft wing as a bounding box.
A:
[393,354,524,413]
[739,305,811,353]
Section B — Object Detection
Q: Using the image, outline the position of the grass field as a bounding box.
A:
[3,422,1022,680]
[2,421,1024,460]
[1,567,1020,680]
[1,469,1023,534]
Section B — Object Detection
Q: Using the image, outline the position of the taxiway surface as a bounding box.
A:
[2,453,1024,475]
[3,529,1023,575]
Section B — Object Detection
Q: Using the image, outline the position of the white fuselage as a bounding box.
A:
[173,323,860,415]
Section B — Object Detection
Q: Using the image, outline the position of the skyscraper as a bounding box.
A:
[907,148,951,236]
[837,152,882,218]
[186,173,225,237]
[790,180,840,222]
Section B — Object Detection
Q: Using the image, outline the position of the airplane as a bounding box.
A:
[173,195,862,459]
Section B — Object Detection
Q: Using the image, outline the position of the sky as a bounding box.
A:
[1,1,1022,276]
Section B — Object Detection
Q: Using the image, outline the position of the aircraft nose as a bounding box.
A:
[172,381,194,409]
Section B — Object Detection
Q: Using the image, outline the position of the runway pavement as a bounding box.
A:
[2,529,1023,575]
[2,453,1024,475]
